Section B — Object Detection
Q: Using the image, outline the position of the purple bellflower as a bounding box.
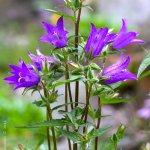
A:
[137,99,150,119]
[113,19,144,49]
[39,17,68,48]
[102,53,137,84]
[85,23,116,57]
[4,60,40,90]
[28,49,60,71]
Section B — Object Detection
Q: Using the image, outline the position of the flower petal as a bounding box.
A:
[105,69,137,84]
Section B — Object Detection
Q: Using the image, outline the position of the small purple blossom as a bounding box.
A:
[39,17,68,48]
[4,60,40,90]
[113,19,144,49]
[137,99,150,119]
[85,23,116,57]
[28,49,60,71]
[102,53,137,84]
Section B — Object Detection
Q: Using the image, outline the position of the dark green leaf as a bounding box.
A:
[101,94,135,105]
[139,70,150,79]
[87,127,110,139]
[16,119,72,128]
[137,52,150,78]
[45,9,75,21]
[58,128,84,143]
[32,100,46,107]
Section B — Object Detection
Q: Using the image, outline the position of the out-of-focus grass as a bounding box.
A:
[0,85,45,148]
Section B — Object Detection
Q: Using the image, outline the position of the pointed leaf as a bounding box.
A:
[58,128,84,143]
[137,52,150,78]
[16,119,72,128]
[45,9,75,21]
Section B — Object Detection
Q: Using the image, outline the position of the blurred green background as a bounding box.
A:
[0,0,150,149]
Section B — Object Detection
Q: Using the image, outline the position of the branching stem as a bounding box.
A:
[94,97,101,150]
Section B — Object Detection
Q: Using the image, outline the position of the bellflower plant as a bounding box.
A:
[39,16,68,48]
[4,1,147,150]
[113,19,144,49]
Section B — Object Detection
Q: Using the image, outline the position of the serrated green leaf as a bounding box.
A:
[58,128,84,143]
[100,125,125,150]
[87,127,110,139]
[16,119,72,128]
[32,100,46,107]
[101,94,135,105]
[101,97,135,105]
[45,9,75,21]
[137,52,150,78]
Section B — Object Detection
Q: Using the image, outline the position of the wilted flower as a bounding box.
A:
[39,17,68,48]
[113,19,144,49]
[28,49,60,71]
[137,99,150,119]
[85,23,116,57]
[4,60,40,90]
[102,53,137,84]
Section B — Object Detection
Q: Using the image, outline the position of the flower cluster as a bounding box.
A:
[4,17,143,89]
[86,19,144,57]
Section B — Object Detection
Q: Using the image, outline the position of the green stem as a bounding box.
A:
[43,83,57,150]
[94,97,101,150]
[75,5,82,108]
[74,4,82,150]
[47,104,57,150]
[63,49,72,150]
[83,83,92,133]
[46,106,51,150]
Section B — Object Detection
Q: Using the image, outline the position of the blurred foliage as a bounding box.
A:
[0,86,45,148]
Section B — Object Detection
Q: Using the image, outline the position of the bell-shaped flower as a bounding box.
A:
[113,19,144,49]
[39,17,68,48]
[85,23,116,57]
[102,53,137,84]
[4,60,40,90]
[28,49,60,71]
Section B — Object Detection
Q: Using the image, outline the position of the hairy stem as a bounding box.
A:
[43,84,57,150]
[83,84,92,133]
[94,97,101,150]
[75,6,82,108]
[63,48,72,150]
[65,84,72,150]
[46,106,51,150]
[74,5,82,150]
[47,104,57,150]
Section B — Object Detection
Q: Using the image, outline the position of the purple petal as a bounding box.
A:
[39,35,51,43]
[113,32,137,49]
[85,23,97,53]
[41,21,54,34]
[92,28,108,56]
[103,53,130,75]
[4,75,18,84]
[119,19,127,33]
[105,70,137,84]
[131,39,144,44]
[56,17,64,31]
